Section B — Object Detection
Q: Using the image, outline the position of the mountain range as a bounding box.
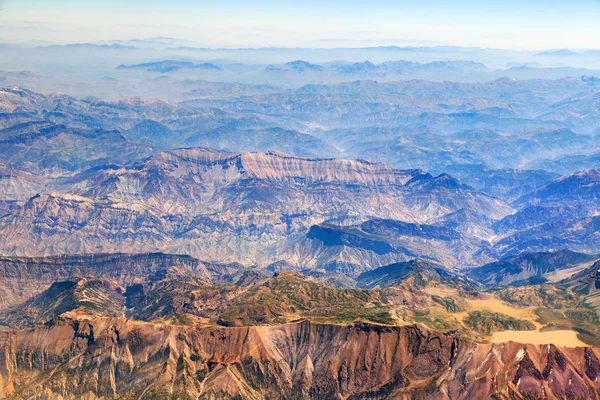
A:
[0,148,510,268]
[3,42,600,398]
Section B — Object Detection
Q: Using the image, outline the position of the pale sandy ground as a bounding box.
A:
[425,289,589,347]
[491,330,588,347]
[544,259,598,283]
[453,296,543,329]
[469,297,589,347]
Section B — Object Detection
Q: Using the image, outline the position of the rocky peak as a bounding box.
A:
[355,259,464,289]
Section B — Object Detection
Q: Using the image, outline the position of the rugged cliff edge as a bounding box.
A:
[0,318,598,399]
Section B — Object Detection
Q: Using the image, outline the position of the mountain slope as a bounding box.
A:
[0,278,125,328]
[0,253,210,308]
[287,218,492,275]
[514,169,600,209]
[495,216,600,256]
[356,259,470,289]
[466,250,598,286]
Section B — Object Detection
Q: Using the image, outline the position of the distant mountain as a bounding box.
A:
[126,119,174,142]
[117,60,221,73]
[514,169,600,209]
[337,61,377,73]
[536,49,581,57]
[495,215,600,256]
[181,79,279,98]
[183,126,338,157]
[0,163,42,202]
[432,208,495,240]
[3,83,600,181]
[264,60,325,72]
[3,87,600,267]
[444,167,559,201]
[294,218,490,276]
[540,92,600,134]
[531,152,600,174]
[0,121,150,174]
[44,43,137,50]
[0,86,235,172]
[485,169,600,254]
[493,204,591,234]
[284,60,325,71]
[263,59,487,76]
[104,37,199,49]
[466,250,598,286]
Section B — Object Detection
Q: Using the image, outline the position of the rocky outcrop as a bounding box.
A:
[0,317,598,399]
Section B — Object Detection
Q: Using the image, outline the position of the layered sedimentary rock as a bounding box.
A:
[0,148,512,269]
[0,318,598,399]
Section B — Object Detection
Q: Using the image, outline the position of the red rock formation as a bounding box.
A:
[0,317,598,399]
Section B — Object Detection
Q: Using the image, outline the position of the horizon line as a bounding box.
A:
[1,39,599,53]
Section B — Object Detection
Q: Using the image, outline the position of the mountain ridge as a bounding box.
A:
[0,148,512,268]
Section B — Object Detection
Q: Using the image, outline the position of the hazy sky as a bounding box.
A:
[1,0,600,50]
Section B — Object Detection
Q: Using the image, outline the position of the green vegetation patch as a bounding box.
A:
[217,273,391,326]
[495,285,580,309]
[310,306,396,325]
[464,310,536,335]
[431,295,470,312]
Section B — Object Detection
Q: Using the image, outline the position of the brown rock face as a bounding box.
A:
[0,318,599,400]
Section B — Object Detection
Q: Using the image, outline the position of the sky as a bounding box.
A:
[1,0,600,50]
